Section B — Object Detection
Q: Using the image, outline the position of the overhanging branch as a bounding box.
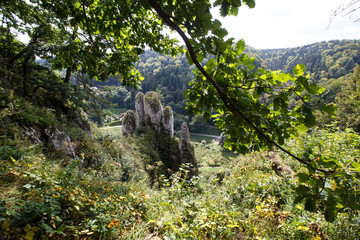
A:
[147,0,335,174]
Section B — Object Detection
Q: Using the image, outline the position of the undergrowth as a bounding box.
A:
[0,85,359,239]
[1,126,359,239]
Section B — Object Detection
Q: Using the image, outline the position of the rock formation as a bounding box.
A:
[131,91,174,137]
[266,151,294,178]
[122,110,136,136]
[44,127,76,158]
[179,122,198,177]
[143,91,163,130]
[123,91,198,179]
[162,106,174,137]
[135,92,145,127]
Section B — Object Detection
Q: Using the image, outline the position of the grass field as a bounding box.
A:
[100,126,122,136]
[190,134,216,144]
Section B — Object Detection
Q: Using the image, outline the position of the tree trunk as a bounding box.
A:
[65,67,72,83]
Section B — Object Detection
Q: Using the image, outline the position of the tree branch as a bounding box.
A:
[82,0,94,44]
[147,0,335,174]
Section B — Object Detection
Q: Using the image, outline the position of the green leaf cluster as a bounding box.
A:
[287,128,360,222]
[186,39,328,154]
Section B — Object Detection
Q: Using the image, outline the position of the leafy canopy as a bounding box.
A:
[2,0,357,222]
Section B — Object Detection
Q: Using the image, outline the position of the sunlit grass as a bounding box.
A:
[100,126,122,137]
[190,134,215,143]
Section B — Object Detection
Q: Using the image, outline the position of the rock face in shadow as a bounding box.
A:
[122,110,136,136]
[44,127,76,158]
[179,122,198,177]
[135,92,145,127]
[162,106,174,137]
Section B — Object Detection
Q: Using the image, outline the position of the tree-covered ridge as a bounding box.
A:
[251,40,359,76]
[99,40,359,128]
[248,39,360,102]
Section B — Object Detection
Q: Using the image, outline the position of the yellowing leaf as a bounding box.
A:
[312,236,322,240]
[297,226,309,231]
[50,220,56,229]
[2,218,10,231]
[293,64,306,76]
[108,219,119,228]
[24,224,32,232]
[31,226,39,232]
[24,230,35,240]
[226,224,239,228]
[10,156,15,162]
[295,125,308,133]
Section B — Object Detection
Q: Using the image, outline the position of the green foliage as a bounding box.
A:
[99,39,358,132]
[0,128,147,239]
[136,126,182,186]
[247,40,360,103]
[189,113,208,133]
[285,127,360,222]
[1,0,183,85]
[2,0,360,235]
[97,51,195,129]
[335,64,360,132]
[193,139,238,168]
[185,41,328,154]
[1,123,360,239]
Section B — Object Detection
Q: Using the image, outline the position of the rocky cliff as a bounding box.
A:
[123,91,197,179]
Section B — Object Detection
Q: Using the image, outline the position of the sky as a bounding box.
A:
[213,0,360,49]
[17,0,359,50]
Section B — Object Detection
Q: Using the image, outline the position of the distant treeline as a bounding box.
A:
[97,39,360,130]
[248,39,360,102]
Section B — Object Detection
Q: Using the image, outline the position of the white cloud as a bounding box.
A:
[213,0,360,49]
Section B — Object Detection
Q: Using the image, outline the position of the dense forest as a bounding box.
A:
[98,39,360,131]
[1,0,360,239]
[248,39,360,103]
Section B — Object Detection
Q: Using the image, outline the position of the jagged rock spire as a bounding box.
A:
[179,122,198,177]
[162,106,174,137]
[135,92,145,127]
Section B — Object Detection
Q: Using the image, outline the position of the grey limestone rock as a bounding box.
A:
[122,110,136,136]
[144,91,163,130]
[179,122,198,177]
[266,151,294,178]
[76,116,94,139]
[44,127,76,158]
[135,92,145,127]
[22,125,42,144]
[162,106,174,137]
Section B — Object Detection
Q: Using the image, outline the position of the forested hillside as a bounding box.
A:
[99,40,360,128]
[249,39,360,102]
